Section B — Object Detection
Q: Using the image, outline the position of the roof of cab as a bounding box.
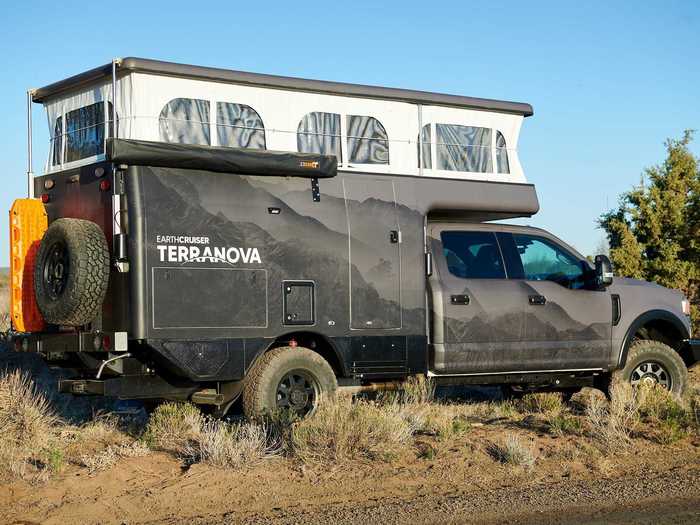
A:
[31,57,534,117]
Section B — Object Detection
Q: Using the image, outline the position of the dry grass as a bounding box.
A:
[585,380,698,452]
[144,402,278,469]
[81,441,150,473]
[486,434,536,468]
[183,419,278,468]
[290,398,413,463]
[0,370,60,479]
[586,381,638,453]
[520,392,565,415]
[0,361,697,480]
[142,402,204,454]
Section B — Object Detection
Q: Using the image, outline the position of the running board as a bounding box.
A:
[428,368,603,388]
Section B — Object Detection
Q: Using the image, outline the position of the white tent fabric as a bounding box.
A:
[42,71,526,184]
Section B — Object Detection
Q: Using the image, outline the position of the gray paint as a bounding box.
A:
[608,278,689,367]
[32,57,534,116]
[428,222,612,373]
[31,161,691,386]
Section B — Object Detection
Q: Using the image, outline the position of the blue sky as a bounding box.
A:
[1,1,698,264]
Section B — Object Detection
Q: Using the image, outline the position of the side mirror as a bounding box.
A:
[594,254,614,288]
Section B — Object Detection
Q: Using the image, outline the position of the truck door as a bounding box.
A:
[344,179,401,329]
[499,232,612,370]
[428,224,528,373]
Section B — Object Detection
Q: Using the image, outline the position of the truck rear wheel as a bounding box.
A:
[242,346,337,419]
[34,218,110,326]
[613,339,688,396]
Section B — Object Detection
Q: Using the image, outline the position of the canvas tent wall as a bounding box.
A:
[33,58,533,185]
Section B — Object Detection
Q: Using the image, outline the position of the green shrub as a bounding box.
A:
[520,392,564,415]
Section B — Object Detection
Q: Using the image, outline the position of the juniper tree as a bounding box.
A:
[599,130,700,321]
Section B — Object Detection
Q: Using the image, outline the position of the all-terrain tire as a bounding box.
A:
[34,218,110,326]
[242,346,337,419]
[612,339,688,397]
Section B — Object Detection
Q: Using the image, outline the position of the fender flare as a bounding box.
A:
[617,309,689,368]
[247,331,347,378]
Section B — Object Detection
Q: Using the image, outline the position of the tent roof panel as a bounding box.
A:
[32,57,534,116]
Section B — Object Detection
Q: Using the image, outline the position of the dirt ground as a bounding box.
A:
[1,331,699,524]
[1,425,698,525]
[1,377,699,525]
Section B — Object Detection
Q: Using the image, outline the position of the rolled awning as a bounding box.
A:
[106,138,337,179]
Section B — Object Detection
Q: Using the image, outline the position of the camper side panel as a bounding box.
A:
[126,166,427,381]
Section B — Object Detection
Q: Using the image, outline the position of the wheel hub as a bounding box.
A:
[43,242,70,300]
[630,361,671,390]
[276,370,319,415]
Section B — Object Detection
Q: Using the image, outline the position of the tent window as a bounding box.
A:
[347,115,389,164]
[159,98,210,146]
[496,131,510,174]
[435,124,492,173]
[297,112,342,161]
[418,124,431,169]
[216,102,266,149]
[51,116,62,166]
[64,102,112,163]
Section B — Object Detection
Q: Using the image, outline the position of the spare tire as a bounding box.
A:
[34,218,110,326]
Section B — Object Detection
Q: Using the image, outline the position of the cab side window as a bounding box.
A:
[513,234,585,289]
[440,231,506,279]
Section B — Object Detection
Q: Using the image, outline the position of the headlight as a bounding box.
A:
[682,298,691,316]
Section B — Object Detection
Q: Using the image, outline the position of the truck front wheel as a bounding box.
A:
[242,346,337,419]
[613,339,688,397]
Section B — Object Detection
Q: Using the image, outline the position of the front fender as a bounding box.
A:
[617,309,690,368]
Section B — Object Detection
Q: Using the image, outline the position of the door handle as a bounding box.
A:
[451,294,470,305]
[389,230,400,244]
[528,295,546,305]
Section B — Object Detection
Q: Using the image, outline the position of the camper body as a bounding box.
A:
[9,58,698,415]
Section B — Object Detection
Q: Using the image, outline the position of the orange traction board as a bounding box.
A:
[9,199,48,332]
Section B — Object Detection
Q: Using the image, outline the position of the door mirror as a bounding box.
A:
[594,254,614,288]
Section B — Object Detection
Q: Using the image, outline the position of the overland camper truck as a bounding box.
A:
[8,58,699,416]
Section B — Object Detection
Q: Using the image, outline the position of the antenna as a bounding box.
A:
[26,89,34,198]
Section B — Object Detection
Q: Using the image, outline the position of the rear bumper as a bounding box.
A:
[683,339,700,363]
[58,375,199,400]
[9,331,128,355]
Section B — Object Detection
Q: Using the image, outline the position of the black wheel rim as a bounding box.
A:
[43,241,70,300]
[630,361,672,390]
[276,369,319,416]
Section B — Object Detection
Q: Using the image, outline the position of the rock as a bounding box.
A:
[569,387,608,414]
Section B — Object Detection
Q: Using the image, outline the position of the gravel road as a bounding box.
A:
[226,466,700,525]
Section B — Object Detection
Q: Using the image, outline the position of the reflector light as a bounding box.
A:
[40,193,50,203]
[682,299,691,316]
[102,335,111,351]
[99,179,111,191]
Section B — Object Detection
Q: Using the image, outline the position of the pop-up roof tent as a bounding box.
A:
[32,57,534,187]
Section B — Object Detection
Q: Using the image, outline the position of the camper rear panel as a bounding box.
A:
[34,164,129,332]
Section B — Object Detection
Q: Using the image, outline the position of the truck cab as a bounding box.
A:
[427,221,699,398]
